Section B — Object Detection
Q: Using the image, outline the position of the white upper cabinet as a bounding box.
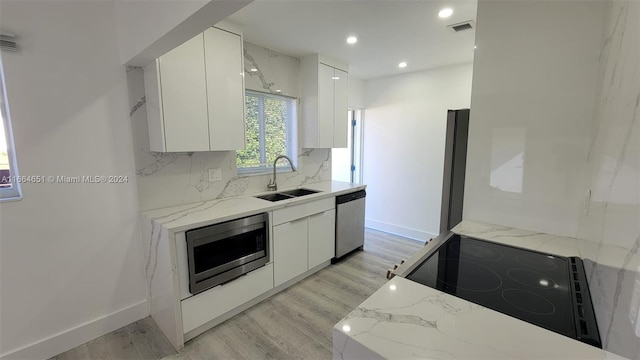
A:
[143,23,245,152]
[204,27,245,151]
[301,55,349,149]
[332,68,348,148]
[144,34,209,152]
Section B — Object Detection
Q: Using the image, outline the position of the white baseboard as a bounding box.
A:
[365,218,437,243]
[1,300,148,360]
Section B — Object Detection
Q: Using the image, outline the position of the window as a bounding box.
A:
[236,90,297,173]
[0,60,21,200]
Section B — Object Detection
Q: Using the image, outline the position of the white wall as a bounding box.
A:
[0,2,148,358]
[348,77,365,109]
[464,0,606,237]
[363,63,473,241]
[115,0,251,65]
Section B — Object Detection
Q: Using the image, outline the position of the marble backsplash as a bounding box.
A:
[462,0,605,238]
[243,41,300,97]
[575,1,640,358]
[127,41,329,211]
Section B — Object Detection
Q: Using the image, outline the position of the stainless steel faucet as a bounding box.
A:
[267,155,296,191]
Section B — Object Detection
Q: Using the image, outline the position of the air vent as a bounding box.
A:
[448,20,475,33]
[1,32,17,52]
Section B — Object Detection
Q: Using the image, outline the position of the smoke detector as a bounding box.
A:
[448,20,475,33]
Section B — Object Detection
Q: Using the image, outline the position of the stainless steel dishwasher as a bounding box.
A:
[334,190,366,261]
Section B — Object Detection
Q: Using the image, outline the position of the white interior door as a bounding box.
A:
[332,109,363,183]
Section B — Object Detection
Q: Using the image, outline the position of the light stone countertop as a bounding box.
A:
[141,180,365,234]
[333,220,614,360]
[139,180,366,350]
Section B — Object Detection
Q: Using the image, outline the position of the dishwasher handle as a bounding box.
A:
[336,190,366,205]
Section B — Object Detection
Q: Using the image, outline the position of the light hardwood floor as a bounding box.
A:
[51,229,423,360]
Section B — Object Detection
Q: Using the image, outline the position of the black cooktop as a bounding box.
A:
[406,234,601,348]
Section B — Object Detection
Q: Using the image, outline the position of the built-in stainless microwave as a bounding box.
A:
[186,213,269,294]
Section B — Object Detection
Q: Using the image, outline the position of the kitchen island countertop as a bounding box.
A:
[333,220,617,359]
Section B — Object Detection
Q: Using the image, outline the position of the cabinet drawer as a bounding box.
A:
[272,197,334,225]
[181,263,273,333]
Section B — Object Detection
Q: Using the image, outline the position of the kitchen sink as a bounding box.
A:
[255,193,294,202]
[278,188,320,197]
[254,188,321,202]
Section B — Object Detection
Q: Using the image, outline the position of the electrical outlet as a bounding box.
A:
[208,168,222,182]
[322,161,329,170]
[584,188,591,215]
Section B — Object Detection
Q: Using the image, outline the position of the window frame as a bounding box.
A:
[236,90,298,175]
[0,59,21,201]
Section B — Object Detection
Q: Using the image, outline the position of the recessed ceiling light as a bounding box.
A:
[346,36,358,44]
[398,62,407,68]
[250,68,258,72]
[331,76,340,80]
[275,89,282,93]
[438,8,453,18]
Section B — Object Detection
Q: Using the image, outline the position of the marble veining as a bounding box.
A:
[574,1,640,358]
[143,180,365,233]
[129,95,145,117]
[151,197,240,226]
[135,151,192,177]
[139,217,183,349]
[243,41,299,97]
[145,221,162,309]
[451,220,584,258]
[602,238,635,345]
[244,48,275,93]
[297,148,331,185]
[334,220,621,360]
[126,45,326,211]
[334,273,602,360]
[345,307,437,330]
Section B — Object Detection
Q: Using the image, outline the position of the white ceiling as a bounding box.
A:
[226,0,478,80]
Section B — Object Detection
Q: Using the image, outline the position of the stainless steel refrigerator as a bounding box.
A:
[439,109,470,234]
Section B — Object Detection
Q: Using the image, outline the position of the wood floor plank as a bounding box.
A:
[125,317,176,359]
[51,229,422,360]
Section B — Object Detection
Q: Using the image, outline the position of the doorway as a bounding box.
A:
[332,109,363,183]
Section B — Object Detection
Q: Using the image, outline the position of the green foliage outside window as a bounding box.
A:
[237,91,295,171]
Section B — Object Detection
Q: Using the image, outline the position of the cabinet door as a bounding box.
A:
[333,68,349,148]
[317,63,335,148]
[273,218,308,287]
[204,27,245,150]
[308,209,336,269]
[158,34,210,152]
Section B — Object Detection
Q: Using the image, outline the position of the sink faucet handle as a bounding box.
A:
[267,178,277,191]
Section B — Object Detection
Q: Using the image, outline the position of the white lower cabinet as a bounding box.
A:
[181,263,273,334]
[273,218,308,287]
[272,198,336,287]
[179,197,338,342]
[308,209,336,269]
